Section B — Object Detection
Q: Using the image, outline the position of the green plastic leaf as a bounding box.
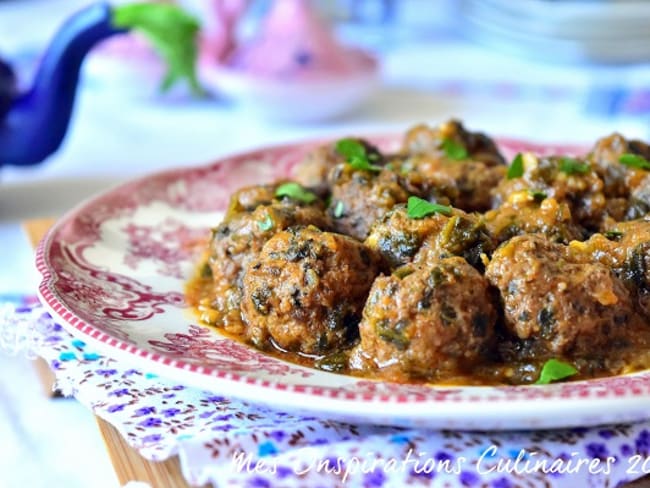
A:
[535,359,578,385]
[619,153,650,171]
[335,139,381,172]
[112,3,202,94]
[275,182,317,204]
[507,153,524,179]
[257,215,274,231]
[559,157,590,175]
[407,196,452,219]
[441,138,468,161]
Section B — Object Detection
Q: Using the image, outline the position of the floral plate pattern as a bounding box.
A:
[36,136,650,430]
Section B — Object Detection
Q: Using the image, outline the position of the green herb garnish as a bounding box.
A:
[258,215,274,231]
[441,138,468,160]
[603,230,624,241]
[335,139,381,172]
[507,153,524,179]
[333,201,345,219]
[619,153,650,171]
[407,196,453,219]
[535,359,578,385]
[529,189,548,202]
[559,157,590,175]
[275,182,317,204]
[113,3,202,94]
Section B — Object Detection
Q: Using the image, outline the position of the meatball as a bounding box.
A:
[486,235,641,358]
[206,188,332,334]
[587,133,650,198]
[364,204,452,269]
[225,183,278,217]
[328,164,409,240]
[485,195,585,244]
[627,174,650,220]
[402,119,505,166]
[293,139,385,195]
[492,153,606,229]
[241,227,380,354]
[569,217,650,317]
[349,257,497,381]
[364,205,495,271]
[396,155,506,212]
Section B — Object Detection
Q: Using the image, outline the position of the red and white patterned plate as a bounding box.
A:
[36,136,650,430]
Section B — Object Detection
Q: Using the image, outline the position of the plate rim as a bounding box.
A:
[34,134,650,429]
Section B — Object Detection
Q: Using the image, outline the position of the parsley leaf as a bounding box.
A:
[407,196,452,219]
[507,153,524,179]
[603,230,623,241]
[335,138,381,172]
[619,153,650,171]
[529,189,548,202]
[258,215,274,231]
[441,138,468,160]
[535,359,578,385]
[112,3,203,94]
[333,201,345,219]
[275,182,317,204]
[559,157,590,175]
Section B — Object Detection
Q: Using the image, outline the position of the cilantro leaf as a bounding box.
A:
[258,215,274,231]
[407,196,452,219]
[441,138,468,160]
[529,189,548,202]
[559,157,590,175]
[603,230,623,241]
[507,153,524,179]
[535,359,578,385]
[619,153,650,171]
[335,138,381,172]
[275,182,317,204]
[112,3,203,94]
[333,200,345,219]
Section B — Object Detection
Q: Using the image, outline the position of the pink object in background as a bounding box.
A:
[189,0,249,62]
[226,0,373,80]
[198,0,379,121]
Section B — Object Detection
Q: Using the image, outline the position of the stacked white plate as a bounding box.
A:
[458,0,650,63]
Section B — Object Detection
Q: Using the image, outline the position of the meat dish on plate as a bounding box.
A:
[187,119,650,386]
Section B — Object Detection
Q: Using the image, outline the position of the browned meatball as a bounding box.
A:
[485,195,585,244]
[205,187,332,334]
[328,164,409,240]
[587,133,650,197]
[293,139,385,195]
[492,153,607,229]
[628,175,650,220]
[402,119,505,166]
[570,217,650,317]
[364,204,451,269]
[364,205,495,271]
[241,227,380,354]
[486,235,641,358]
[349,257,497,381]
[396,155,506,212]
[224,183,278,217]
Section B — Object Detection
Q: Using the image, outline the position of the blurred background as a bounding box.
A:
[0,0,649,486]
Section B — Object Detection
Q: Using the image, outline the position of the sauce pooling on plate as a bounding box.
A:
[187,120,650,385]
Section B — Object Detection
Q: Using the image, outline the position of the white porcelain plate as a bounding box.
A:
[36,136,650,430]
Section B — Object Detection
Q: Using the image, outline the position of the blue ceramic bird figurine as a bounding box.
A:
[0,3,123,167]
